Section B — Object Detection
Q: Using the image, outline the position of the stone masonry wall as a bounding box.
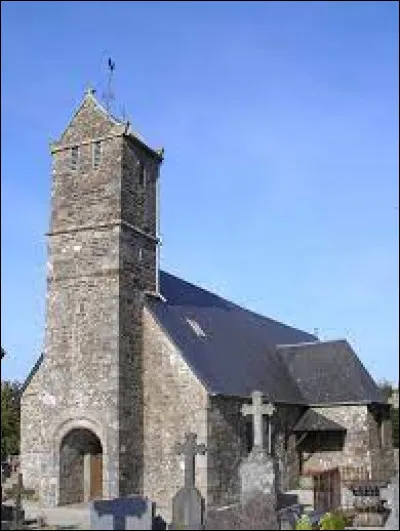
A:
[50,134,122,230]
[367,404,394,481]
[21,103,123,502]
[207,398,306,508]
[121,136,158,236]
[207,395,245,508]
[142,306,208,523]
[300,405,371,474]
[272,404,306,492]
[20,268,120,506]
[21,91,163,506]
[58,93,118,145]
[21,94,131,506]
[118,135,160,497]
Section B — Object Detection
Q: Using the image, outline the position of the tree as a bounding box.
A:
[1,380,21,459]
[378,380,399,449]
[378,379,393,402]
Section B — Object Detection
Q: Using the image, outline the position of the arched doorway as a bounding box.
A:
[59,428,103,505]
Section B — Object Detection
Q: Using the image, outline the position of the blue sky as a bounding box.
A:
[1,1,399,384]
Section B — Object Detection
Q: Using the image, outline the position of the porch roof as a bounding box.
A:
[293,409,347,432]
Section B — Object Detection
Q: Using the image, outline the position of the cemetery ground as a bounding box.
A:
[1,485,395,530]
[2,498,89,529]
[2,451,398,530]
[2,393,399,529]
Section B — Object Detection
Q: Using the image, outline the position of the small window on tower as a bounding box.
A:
[138,160,146,188]
[93,141,101,169]
[71,146,79,170]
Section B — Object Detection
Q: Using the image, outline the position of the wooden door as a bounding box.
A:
[90,454,103,500]
[60,449,84,505]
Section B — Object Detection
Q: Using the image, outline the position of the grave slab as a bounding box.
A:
[90,496,155,530]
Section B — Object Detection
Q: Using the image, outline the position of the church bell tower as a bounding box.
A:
[20,88,163,505]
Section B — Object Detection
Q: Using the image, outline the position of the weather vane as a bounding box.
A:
[103,57,115,114]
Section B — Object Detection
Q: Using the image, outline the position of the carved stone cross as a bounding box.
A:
[241,390,275,453]
[175,432,206,488]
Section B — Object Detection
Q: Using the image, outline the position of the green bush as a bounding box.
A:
[295,515,313,530]
[319,511,346,530]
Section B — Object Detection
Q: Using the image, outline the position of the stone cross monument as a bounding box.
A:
[171,432,206,530]
[239,390,277,503]
[241,390,275,453]
[175,432,207,489]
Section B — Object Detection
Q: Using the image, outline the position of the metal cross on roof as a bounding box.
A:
[175,432,206,489]
[241,390,275,453]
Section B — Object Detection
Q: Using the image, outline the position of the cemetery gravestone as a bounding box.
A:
[205,390,280,530]
[90,496,155,530]
[205,491,280,530]
[240,390,277,501]
[170,432,206,530]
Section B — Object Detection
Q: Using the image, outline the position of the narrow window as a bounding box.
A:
[138,247,143,262]
[92,141,101,169]
[138,160,146,188]
[71,146,79,170]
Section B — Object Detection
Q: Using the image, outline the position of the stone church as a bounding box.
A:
[20,89,394,520]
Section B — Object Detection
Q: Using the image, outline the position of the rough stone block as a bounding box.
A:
[239,447,276,502]
[205,492,279,530]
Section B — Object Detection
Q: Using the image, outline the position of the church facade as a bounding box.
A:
[20,90,394,521]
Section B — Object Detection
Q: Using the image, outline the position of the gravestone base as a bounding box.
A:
[239,447,276,503]
[170,487,205,530]
[205,491,279,530]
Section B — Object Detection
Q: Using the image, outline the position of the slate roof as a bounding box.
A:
[22,270,385,407]
[293,409,346,432]
[146,271,386,405]
[147,271,315,402]
[277,341,386,405]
